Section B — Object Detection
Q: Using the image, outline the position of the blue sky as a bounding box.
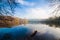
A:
[14,0,60,19]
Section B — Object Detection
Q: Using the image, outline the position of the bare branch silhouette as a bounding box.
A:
[0,0,19,16]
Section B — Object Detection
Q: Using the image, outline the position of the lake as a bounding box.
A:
[0,24,60,40]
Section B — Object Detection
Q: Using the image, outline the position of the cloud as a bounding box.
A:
[25,23,60,39]
[15,0,60,19]
[24,8,51,19]
[17,0,35,6]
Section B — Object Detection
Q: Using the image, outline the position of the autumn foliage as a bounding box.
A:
[0,16,28,27]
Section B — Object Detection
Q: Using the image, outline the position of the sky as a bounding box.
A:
[14,0,60,19]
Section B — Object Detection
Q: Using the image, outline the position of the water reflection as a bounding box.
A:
[25,24,60,40]
[0,24,60,40]
[41,19,60,28]
[43,22,60,28]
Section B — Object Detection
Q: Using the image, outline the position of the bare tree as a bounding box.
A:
[46,0,60,17]
[0,0,19,16]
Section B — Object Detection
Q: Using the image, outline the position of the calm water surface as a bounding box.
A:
[0,24,60,40]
